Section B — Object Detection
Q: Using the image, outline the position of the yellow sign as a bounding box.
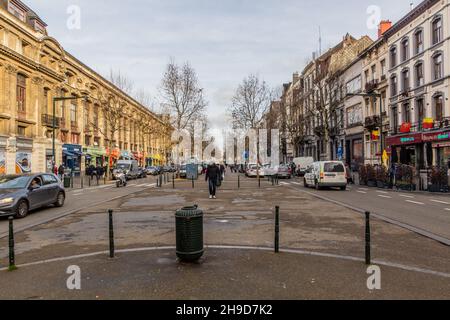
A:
[382,149,389,167]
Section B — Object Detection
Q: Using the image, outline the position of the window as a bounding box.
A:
[364,70,370,84]
[43,175,58,185]
[85,135,91,146]
[93,106,99,129]
[59,90,66,119]
[415,62,424,87]
[416,99,425,128]
[8,1,26,22]
[17,125,26,136]
[71,133,79,145]
[61,132,67,143]
[390,46,397,68]
[43,88,50,113]
[380,60,386,78]
[433,53,444,80]
[414,29,424,54]
[84,105,89,128]
[17,74,26,112]
[401,38,409,62]
[390,75,398,97]
[70,99,77,124]
[392,105,398,132]
[401,69,410,92]
[371,65,377,81]
[432,17,443,45]
[402,103,411,123]
[434,94,444,121]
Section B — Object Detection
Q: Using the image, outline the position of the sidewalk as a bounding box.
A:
[1,173,450,299]
[1,248,449,300]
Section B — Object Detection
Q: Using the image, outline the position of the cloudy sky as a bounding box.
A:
[28,0,414,132]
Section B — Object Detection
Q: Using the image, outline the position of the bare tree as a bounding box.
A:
[109,69,135,96]
[229,74,274,130]
[160,59,207,132]
[134,89,154,111]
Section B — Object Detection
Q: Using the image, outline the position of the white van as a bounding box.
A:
[114,160,140,180]
[303,161,347,191]
[293,157,314,176]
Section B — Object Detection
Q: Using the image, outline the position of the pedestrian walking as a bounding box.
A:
[205,162,221,199]
[58,164,65,180]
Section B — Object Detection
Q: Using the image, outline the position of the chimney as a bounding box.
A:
[293,72,300,84]
[378,20,392,38]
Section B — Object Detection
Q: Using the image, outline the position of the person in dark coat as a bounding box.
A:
[205,162,221,199]
[58,164,65,180]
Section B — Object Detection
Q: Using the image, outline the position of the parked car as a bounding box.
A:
[246,164,265,178]
[303,161,347,191]
[179,165,187,178]
[265,164,292,179]
[137,167,147,179]
[0,174,66,219]
[146,166,158,175]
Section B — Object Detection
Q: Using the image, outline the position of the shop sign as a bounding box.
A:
[386,133,422,146]
[423,131,450,143]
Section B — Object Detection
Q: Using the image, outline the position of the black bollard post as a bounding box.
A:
[238,175,240,189]
[8,217,16,271]
[365,211,371,265]
[81,174,84,189]
[71,174,74,189]
[275,206,280,253]
[173,173,175,189]
[258,176,261,188]
[192,177,195,189]
[104,176,106,185]
[108,209,115,258]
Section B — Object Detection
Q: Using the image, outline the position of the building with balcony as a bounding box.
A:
[0,0,171,175]
[385,0,450,169]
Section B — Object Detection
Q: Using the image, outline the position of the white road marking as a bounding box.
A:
[430,200,450,205]
[445,208,450,212]
[399,194,414,199]
[291,182,302,185]
[376,191,389,194]
[406,200,425,205]
[280,182,290,185]
[378,195,392,199]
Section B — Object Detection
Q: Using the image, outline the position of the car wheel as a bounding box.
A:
[15,200,29,219]
[55,192,65,207]
[340,185,347,191]
[304,179,308,188]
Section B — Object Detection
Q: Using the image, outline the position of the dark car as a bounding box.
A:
[0,174,66,219]
[137,167,147,179]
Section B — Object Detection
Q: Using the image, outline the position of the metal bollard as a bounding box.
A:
[258,176,261,188]
[71,174,74,189]
[192,177,195,189]
[108,209,115,258]
[8,217,16,271]
[365,211,371,265]
[88,176,91,187]
[275,206,280,253]
[238,175,240,189]
[104,176,106,185]
[173,173,175,189]
[81,174,84,189]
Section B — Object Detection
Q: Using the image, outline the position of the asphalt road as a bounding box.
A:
[282,178,450,244]
[0,176,160,239]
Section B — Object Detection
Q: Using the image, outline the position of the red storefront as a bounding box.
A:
[423,130,450,168]
[386,133,423,167]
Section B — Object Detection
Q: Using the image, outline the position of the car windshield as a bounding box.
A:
[324,163,345,173]
[0,176,30,189]
[116,164,131,170]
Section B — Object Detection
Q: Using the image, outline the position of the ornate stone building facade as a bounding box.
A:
[0,0,171,175]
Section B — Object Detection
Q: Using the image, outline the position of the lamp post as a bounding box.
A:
[52,96,88,170]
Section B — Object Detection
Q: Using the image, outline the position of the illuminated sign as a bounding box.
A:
[400,137,415,143]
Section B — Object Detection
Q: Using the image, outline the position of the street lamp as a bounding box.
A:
[52,95,88,169]
[346,92,384,162]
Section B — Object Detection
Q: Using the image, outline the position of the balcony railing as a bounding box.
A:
[41,114,60,128]
[390,118,450,135]
[364,115,381,129]
[365,80,379,93]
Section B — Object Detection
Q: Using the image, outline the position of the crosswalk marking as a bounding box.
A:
[406,200,424,205]
[378,195,392,199]
[399,194,414,199]
[431,200,450,205]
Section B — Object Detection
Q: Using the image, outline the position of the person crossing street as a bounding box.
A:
[205,162,221,199]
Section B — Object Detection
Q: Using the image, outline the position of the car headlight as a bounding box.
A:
[0,198,14,205]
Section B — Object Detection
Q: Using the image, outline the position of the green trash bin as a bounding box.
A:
[175,205,204,262]
[63,175,71,188]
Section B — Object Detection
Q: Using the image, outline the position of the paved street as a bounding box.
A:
[1,173,449,299]
[281,178,450,244]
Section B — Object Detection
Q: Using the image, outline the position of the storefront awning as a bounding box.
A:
[63,150,76,158]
